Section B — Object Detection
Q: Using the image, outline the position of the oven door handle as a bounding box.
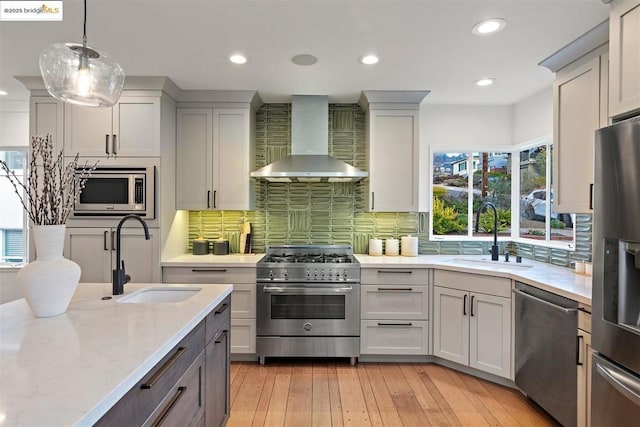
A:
[262,286,353,294]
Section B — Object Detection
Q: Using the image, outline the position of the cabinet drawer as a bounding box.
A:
[434,269,510,298]
[579,304,592,333]
[231,319,256,354]
[143,351,205,427]
[361,285,428,320]
[360,320,429,355]
[206,295,231,344]
[163,267,255,284]
[96,321,205,426]
[231,283,256,319]
[361,267,428,286]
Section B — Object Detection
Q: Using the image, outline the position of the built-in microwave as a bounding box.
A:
[73,166,155,218]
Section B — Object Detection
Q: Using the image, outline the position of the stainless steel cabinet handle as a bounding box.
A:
[513,289,577,314]
[141,347,186,390]
[377,287,413,292]
[463,294,467,315]
[214,329,228,344]
[377,322,413,326]
[589,183,594,210]
[105,135,110,155]
[595,362,640,404]
[371,192,375,210]
[376,269,413,274]
[112,135,117,155]
[214,303,229,315]
[103,231,108,250]
[150,386,187,427]
[191,268,227,272]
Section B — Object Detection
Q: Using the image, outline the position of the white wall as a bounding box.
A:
[421,104,513,149]
[0,101,29,147]
[512,88,553,144]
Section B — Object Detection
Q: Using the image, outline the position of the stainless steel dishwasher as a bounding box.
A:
[515,281,578,427]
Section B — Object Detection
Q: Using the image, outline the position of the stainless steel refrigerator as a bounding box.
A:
[592,115,640,425]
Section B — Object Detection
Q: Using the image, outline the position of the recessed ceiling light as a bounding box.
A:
[291,54,318,66]
[472,18,506,36]
[0,90,7,96]
[359,54,380,65]
[229,54,247,64]
[475,78,495,87]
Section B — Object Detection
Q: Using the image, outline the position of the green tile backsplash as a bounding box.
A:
[188,103,592,268]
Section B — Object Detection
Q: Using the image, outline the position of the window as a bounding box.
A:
[0,149,28,264]
[430,141,574,249]
[517,140,574,246]
[431,151,512,238]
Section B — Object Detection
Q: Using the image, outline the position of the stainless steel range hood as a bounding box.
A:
[250,95,368,182]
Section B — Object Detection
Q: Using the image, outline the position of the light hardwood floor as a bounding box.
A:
[228,362,558,427]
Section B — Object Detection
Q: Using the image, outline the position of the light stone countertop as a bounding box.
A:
[161,252,591,304]
[356,254,592,305]
[162,253,265,267]
[0,282,232,427]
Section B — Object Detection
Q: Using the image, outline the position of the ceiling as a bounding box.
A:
[0,0,609,105]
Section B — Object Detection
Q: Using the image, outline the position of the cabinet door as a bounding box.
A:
[117,228,161,283]
[231,283,256,319]
[30,97,64,153]
[553,55,602,213]
[433,286,469,365]
[64,104,113,157]
[368,110,419,212]
[577,330,592,427]
[609,0,640,118]
[176,108,212,210]
[206,327,230,427]
[64,228,112,283]
[230,319,256,354]
[469,293,511,378]
[112,97,161,157]
[212,108,253,210]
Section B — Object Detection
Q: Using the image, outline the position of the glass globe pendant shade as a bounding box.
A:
[39,42,125,107]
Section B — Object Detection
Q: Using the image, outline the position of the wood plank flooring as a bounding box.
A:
[228,362,559,427]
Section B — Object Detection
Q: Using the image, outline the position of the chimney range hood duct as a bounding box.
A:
[250,95,368,182]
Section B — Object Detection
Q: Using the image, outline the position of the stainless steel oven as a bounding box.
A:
[256,245,360,365]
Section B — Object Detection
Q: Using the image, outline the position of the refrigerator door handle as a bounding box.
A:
[595,362,640,406]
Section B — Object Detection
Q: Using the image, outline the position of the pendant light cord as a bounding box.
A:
[82,0,87,45]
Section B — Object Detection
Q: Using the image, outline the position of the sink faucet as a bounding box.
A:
[475,201,499,261]
[112,214,150,295]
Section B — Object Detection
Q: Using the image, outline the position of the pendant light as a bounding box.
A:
[39,0,125,107]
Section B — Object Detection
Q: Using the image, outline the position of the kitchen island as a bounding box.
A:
[0,282,232,426]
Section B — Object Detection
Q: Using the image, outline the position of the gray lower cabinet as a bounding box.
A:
[96,296,231,426]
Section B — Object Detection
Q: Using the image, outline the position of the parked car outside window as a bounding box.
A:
[520,189,572,227]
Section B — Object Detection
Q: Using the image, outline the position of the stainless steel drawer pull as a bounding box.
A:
[141,346,187,390]
[215,303,229,315]
[377,269,414,274]
[513,289,577,314]
[595,363,640,404]
[377,322,413,326]
[150,386,187,427]
[214,329,228,344]
[377,287,413,292]
[191,268,227,273]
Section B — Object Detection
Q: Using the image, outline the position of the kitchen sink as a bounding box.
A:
[117,287,203,303]
[443,258,534,269]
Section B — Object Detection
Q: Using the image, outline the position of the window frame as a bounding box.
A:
[429,138,576,251]
[0,146,29,265]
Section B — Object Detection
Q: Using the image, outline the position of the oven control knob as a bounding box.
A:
[336,272,341,280]
[343,271,348,280]
[313,270,318,278]
[269,270,274,279]
[303,322,312,332]
[283,270,288,280]
[305,270,311,278]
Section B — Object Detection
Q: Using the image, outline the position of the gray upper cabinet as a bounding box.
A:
[176,105,256,211]
[609,0,640,118]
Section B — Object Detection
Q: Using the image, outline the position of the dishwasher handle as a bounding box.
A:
[513,289,577,315]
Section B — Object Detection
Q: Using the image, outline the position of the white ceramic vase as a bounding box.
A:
[17,225,81,318]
